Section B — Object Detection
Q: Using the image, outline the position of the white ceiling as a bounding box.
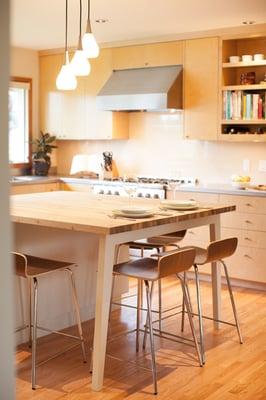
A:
[11,0,266,50]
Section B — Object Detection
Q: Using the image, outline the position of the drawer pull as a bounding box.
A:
[244,254,252,259]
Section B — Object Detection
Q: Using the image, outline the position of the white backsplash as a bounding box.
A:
[57,112,266,185]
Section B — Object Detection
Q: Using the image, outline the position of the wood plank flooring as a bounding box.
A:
[16,277,266,399]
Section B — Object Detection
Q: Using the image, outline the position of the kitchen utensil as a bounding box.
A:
[102,151,113,171]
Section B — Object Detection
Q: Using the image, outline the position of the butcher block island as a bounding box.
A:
[11,191,235,391]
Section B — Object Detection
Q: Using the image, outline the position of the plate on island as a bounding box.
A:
[160,199,199,210]
[112,208,154,218]
[118,206,154,215]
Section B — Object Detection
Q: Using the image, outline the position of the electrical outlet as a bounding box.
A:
[242,159,250,173]
[258,160,266,173]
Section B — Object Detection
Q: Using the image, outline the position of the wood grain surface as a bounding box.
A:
[10,191,236,235]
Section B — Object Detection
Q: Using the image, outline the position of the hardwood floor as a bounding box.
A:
[16,277,266,399]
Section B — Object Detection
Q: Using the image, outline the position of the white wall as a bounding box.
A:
[57,112,266,185]
[0,1,15,398]
[11,47,39,139]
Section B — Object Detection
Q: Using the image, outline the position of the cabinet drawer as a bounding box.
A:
[221,212,266,232]
[60,183,91,192]
[226,246,266,283]
[220,194,266,214]
[167,191,219,203]
[222,227,266,249]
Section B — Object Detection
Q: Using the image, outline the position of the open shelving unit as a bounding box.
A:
[220,36,266,141]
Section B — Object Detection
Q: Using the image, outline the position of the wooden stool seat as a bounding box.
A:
[15,253,76,278]
[114,258,159,281]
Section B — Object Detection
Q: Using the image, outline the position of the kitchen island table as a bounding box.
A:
[10,191,235,391]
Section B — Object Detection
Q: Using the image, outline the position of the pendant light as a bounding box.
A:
[82,0,99,58]
[70,0,91,76]
[56,0,77,90]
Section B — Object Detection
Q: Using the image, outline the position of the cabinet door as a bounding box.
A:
[40,54,63,137]
[112,41,184,70]
[11,183,59,195]
[61,76,87,140]
[184,37,219,140]
[84,49,129,139]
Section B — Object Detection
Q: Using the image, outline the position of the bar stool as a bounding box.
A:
[112,248,202,395]
[111,230,188,330]
[13,252,87,390]
[181,237,243,364]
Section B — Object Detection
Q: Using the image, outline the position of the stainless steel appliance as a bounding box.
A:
[92,176,198,199]
[96,65,183,112]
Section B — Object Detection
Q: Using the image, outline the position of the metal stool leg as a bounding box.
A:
[136,280,142,352]
[181,271,186,332]
[158,247,162,333]
[177,274,203,367]
[28,278,32,348]
[143,281,155,350]
[144,280,158,395]
[221,260,243,344]
[181,273,194,332]
[67,269,87,363]
[32,277,38,390]
[194,264,205,364]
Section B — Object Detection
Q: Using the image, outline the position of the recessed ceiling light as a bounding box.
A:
[242,20,256,25]
[95,19,109,24]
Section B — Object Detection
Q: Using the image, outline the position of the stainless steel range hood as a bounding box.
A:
[96,65,183,112]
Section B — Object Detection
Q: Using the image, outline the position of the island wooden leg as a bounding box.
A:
[92,235,116,391]
[209,216,221,329]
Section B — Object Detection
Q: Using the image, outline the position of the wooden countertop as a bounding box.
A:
[10,191,235,235]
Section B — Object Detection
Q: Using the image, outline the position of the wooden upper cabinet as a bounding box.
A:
[183,37,219,140]
[39,49,129,140]
[112,41,184,70]
[39,54,63,138]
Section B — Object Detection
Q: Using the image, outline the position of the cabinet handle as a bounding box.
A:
[244,254,252,259]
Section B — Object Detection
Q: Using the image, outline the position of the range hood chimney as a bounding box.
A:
[96,65,183,112]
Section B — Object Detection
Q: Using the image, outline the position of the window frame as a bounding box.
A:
[9,76,32,168]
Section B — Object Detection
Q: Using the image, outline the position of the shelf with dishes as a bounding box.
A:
[220,36,266,141]
[223,60,266,68]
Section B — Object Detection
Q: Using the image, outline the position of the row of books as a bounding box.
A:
[223,90,266,120]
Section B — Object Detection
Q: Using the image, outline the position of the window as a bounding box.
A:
[9,77,32,166]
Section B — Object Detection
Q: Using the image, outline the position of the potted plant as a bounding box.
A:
[32,132,57,176]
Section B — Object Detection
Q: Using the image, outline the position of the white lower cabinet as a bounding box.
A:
[170,190,266,284]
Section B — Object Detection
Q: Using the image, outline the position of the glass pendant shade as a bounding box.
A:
[56,52,77,90]
[82,32,99,58]
[70,49,91,76]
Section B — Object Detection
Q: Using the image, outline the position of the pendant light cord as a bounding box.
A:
[86,0,92,33]
[88,0,90,21]
[65,0,68,59]
[78,0,82,48]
